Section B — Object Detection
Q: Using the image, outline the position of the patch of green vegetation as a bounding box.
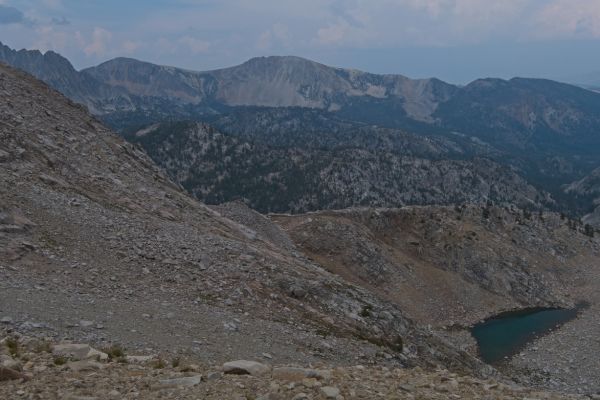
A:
[153,358,167,369]
[5,338,19,357]
[102,345,127,363]
[53,356,67,366]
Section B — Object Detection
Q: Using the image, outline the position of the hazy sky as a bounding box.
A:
[1,0,600,84]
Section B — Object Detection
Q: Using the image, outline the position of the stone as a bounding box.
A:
[206,371,222,381]
[0,316,12,324]
[53,344,108,361]
[0,354,21,371]
[302,378,320,388]
[289,285,307,299]
[0,366,25,381]
[320,386,340,399]
[223,322,239,331]
[158,375,202,388]
[399,384,414,392]
[66,360,104,372]
[126,355,155,363]
[79,320,94,328]
[223,360,270,376]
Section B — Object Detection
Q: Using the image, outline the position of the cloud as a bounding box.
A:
[0,4,26,24]
[534,0,600,38]
[257,23,290,50]
[51,16,69,26]
[4,0,600,75]
[178,36,210,54]
[153,36,210,57]
[316,19,350,45]
[121,40,140,54]
[82,27,112,57]
[32,25,68,52]
[41,0,63,9]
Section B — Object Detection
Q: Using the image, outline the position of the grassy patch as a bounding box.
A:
[53,356,67,366]
[102,345,127,363]
[5,338,19,357]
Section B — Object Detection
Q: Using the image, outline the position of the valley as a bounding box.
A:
[0,38,600,399]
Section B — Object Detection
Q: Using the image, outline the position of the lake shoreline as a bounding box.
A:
[471,303,588,365]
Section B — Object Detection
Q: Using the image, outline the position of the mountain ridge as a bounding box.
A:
[2,42,600,223]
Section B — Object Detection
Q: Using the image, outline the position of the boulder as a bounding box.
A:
[0,354,21,371]
[125,355,155,364]
[223,360,270,376]
[0,366,25,381]
[53,344,108,361]
[66,360,104,372]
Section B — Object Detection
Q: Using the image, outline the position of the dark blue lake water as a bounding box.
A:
[471,307,581,364]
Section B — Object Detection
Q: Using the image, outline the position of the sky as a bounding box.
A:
[1,0,600,84]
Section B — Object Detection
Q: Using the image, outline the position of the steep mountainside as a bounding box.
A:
[0,62,498,379]
[123,121,550,213]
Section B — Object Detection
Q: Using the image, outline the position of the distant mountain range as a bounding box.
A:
[3,41,600,153]
[1,41,600,222]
